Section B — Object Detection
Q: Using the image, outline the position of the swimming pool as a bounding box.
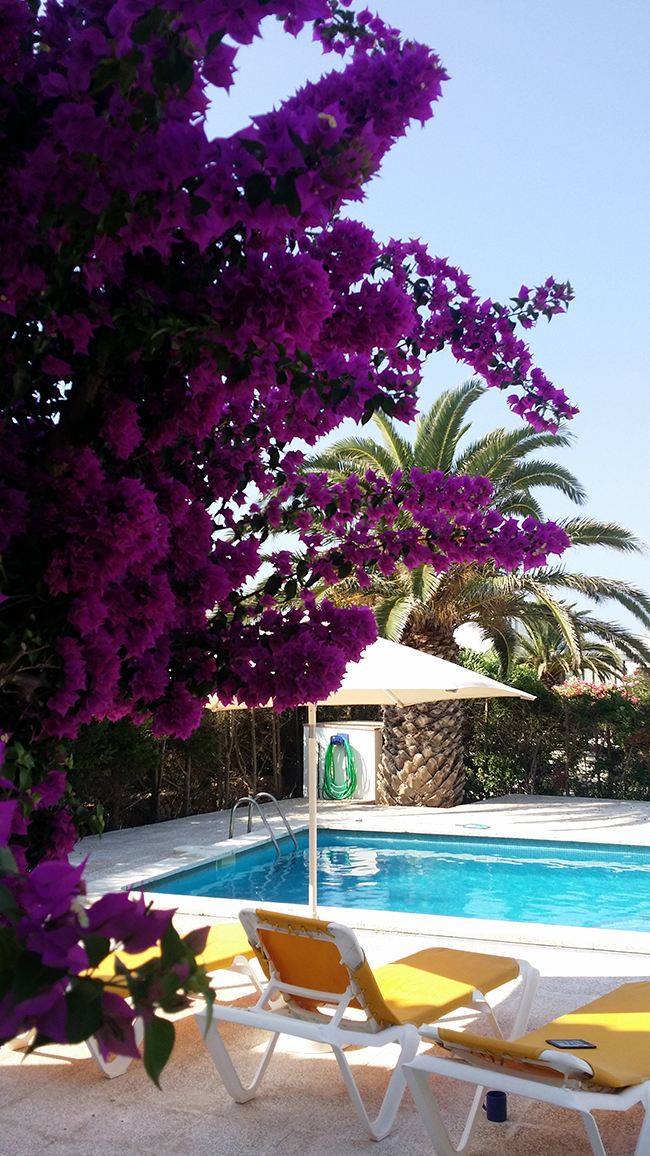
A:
[139,830,650,932]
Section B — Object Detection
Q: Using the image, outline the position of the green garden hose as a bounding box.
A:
[323,733,357,800]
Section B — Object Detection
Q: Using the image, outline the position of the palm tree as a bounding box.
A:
[511,610,628,686]
[306,380,650,808]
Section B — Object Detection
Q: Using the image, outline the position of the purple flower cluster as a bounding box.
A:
[0,735,213,1065]
[0,847,183,1058]
[0,0,574,748]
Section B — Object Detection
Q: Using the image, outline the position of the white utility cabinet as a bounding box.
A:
[302,722,383,803]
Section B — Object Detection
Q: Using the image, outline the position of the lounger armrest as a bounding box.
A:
[418,1024,443,1044]
[538,1050,594,1079]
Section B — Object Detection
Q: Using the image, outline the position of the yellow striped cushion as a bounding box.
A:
[438,981,650,1089]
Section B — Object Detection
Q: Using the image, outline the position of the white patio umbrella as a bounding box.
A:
[209,637,535,916]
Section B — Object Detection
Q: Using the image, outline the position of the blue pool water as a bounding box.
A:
[140,830,650,932]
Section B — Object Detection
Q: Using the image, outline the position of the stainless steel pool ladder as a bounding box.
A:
[228,792,298,857]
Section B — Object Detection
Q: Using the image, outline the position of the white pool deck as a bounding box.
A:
[3,795,650,1155]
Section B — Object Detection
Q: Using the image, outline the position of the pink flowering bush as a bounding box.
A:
[556,677,640,703]
[1,0,574,1066]
[554,673,650,798]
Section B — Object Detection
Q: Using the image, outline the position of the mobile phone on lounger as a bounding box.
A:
[545,1039,597,1049]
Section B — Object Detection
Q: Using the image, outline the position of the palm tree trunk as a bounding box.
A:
[377,622,466,808]
[378,699,465,807]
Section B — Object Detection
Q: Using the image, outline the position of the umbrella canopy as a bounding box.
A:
[316,637,535,707]
[208,638,534,915]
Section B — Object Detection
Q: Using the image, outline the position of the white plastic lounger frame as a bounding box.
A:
[195,964,420,1140]
[5,1026,147,1079]
[403,1026,650,1156]
[194,909,538,1142]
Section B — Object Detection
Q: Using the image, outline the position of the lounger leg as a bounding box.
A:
[633,1089,650,1156]
[404,1064,485,1156]
[508,961,539,1040]
[470,962,539,1042]
[195,1012,280,1103]
[329,1026,420,1142]
[226,955,265,996]
[85,1017,145,1079]
[469,993,504,1040]
[5,1029,36,1052]
[580,1112,608,1156]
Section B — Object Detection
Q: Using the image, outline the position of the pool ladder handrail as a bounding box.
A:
[228,792,298,857]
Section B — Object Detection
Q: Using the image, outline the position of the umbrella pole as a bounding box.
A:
[307,702,318,917]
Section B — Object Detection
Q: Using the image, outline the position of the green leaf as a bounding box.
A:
[91,50,144,97]
[143,1014,175,1088]
[65,977,103,1044]
[238,137,267,163]
[82,934,112,969]
[271,174,301,218]
[10,951,68,1008]
[0,883,19,919]
[154,45,195,95]
[264,573,283,597]
[0,847,19,876]
[205,28,226,55]
[244,172,272,211]
[189,192,211,216]
[181,927,209,956]
[0,927,19,979]
[159,921,184,970]
[131,5,166,45]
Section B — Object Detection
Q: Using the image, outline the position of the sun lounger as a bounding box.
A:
[194,908,539,1140]
[9,920,257,1079]
[403,980,650,1156]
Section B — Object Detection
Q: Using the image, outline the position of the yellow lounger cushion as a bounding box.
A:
[437,980,650,1089]
[252,909,520,1029]
[372,949,519,1027]
[87,921,255,993]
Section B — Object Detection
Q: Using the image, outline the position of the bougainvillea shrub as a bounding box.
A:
[0,0,573,1064]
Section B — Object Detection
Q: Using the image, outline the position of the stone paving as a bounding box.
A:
[3,796,650,1155]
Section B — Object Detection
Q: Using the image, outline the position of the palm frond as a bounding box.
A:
[491,495,545,520]
[374,594,413,641]
[372,412,415,472]
[564,613,650,671]
[414,379,485,474]
[304,436,399,481]
[455,423,575,478]
[496,460,586,505]
[533,571,650,630]
[480,621,521,678]
[410,564,444,605]
[560,519,646,553]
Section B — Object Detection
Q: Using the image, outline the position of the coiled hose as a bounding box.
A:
[323,733,357,800]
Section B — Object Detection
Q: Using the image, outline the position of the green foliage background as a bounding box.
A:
[66,663,650,835]
[460,651,650,802]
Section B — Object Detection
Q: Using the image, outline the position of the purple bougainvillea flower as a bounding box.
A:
[94,992,142,1060]
[86,892,175,954]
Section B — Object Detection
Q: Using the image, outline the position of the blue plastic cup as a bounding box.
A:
[483,1090,507,1122]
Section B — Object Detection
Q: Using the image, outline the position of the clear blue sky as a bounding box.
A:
[207,2,650,634]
